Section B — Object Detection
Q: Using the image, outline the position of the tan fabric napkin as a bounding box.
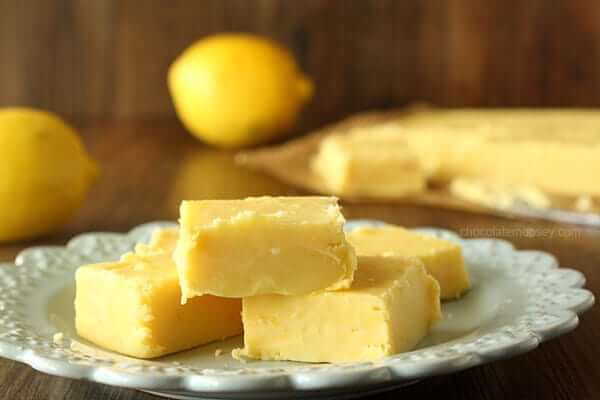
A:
[236,108,600,226]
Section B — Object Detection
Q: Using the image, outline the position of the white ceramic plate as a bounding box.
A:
[0,220,594,400]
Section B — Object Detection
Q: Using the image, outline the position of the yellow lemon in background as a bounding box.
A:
[0,108,99,242]
[168,33,314,148]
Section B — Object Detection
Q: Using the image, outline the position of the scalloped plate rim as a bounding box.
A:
[0,219,594,397]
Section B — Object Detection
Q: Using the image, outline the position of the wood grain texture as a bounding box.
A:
[2,0,600,130]
[0,123,598,399]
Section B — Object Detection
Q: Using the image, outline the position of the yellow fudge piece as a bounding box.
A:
[347,225,469,299]
[75,228,242,359]
[449,176,551,210]
[311,133,425,198]
[389,108,600,196]
[142,227,179,252]
[235,256,441,363]
[174,196,356,300]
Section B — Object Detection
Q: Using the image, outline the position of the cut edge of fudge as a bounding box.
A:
[174,196,357,300]
[74,228,242,359]
[233,255,441,363]
[347,225,470,300]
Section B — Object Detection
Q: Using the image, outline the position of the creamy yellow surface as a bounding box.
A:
[385,108,600,196]
[75,228,242,359]
[311,133,426,197]
[174,196,357,300]
[449,176,551,210]
[348,225,470,299]
[236,256,441,363]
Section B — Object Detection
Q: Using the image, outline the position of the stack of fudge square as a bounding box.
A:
[76,197,469,362]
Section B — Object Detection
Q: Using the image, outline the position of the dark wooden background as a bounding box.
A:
[2,0,600,131]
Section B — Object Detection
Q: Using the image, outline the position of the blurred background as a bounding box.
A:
[2,0,600,245]
[3,0,600,133]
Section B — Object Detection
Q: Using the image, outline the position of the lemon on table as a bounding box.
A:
[168,33,314,148]
[0,108,99,242]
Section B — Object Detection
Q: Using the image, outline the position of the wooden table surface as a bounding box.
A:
[0,123,598,400]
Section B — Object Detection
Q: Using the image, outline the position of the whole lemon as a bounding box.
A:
[0,108,99,242]
[168,34,314,148]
